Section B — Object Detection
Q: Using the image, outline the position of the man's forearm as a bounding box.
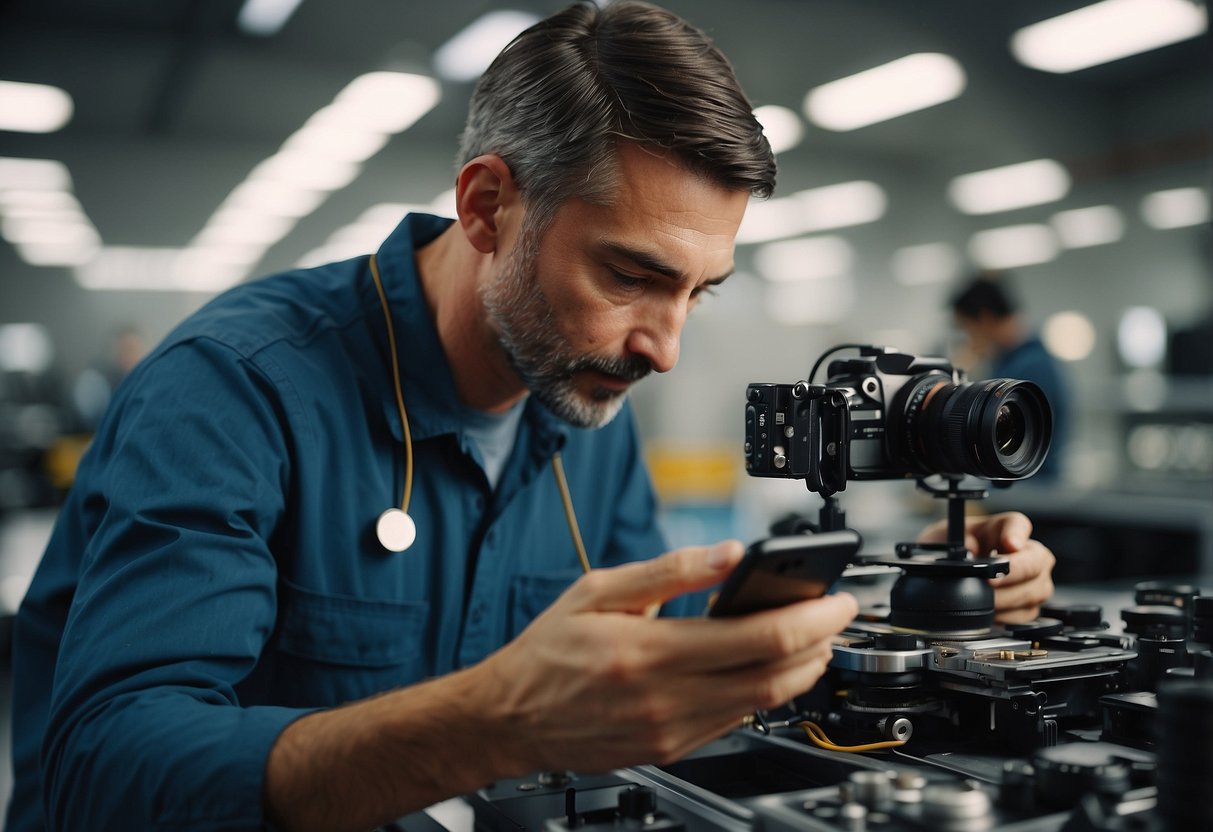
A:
[264,664,517,832]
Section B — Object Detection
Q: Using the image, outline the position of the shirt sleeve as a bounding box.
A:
[41,337,313,831]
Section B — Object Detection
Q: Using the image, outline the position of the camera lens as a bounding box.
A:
[995,402,1026,456]
[891,376,1053,480]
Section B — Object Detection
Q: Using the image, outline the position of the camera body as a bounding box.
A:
[744,345,1052,495]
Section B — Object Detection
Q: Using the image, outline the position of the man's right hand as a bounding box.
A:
[265,542,856,832]
[473,541,858,776]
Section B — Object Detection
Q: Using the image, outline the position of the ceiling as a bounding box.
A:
[0,0,1209,367]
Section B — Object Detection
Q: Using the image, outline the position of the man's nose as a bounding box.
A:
[625,300,686,374]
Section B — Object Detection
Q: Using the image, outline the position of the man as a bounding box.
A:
[950,273,1071,481]
[9,4,1056,830]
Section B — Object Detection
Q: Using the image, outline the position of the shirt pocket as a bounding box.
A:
[270,577,430,707]
[508,570,580,639]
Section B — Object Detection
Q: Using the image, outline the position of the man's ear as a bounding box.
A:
[454,154,520,254]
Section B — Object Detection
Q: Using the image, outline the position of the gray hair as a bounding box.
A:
[457,0,776,233]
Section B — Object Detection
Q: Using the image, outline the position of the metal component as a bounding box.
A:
[792,380,809,399]
[921,781,993,829]
[847,770,894,809]
[784,425,795,438]
[773,451,786,469]
[878,716,913,741]
[893,771,926,804]
[831,643,933,673]
[862,377,880,396]
[537,771,573,787]
[839,801,867,831]
[970,649,1049,661]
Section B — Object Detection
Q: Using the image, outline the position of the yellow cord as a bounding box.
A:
[801,721,907,753]
[370,254,591,575]
[370,255,414,515]
[552,453,592,574]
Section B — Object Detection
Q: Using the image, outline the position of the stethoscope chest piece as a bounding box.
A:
[376,508,417,553]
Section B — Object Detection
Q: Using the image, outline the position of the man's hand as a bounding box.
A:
[474,541,858,775]
[918,511,1056,623]
[265,543,857,832]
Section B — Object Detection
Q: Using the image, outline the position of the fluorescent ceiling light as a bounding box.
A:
[968,223,1060,269]
[1042,311,1097,362]
[0,157,72,191]
[737,197,808,245]
[250,150,360,192]
[171,248,259,292]
[0,80,74,133]
[1051,205,1125,248]
[1011,0,1208,73]
[74,247,181,290]
[0,323,54,373]
[223,179,326,218]
[237,0,305,37]
[196,211,297,248]
[329,72,441,134]
[891,242,962,286]
[1118,306,1167,368]
[0,189,83,217]
[798,181,887,232]
[754,236,853,283]
[753,105,804,155]
[764,278,855,325]
[15,239,99,267]
[434,10,542,81]
[283,114,391,163]
[737,181,887,244]
[2,217,99,247]
[804,53,966,131]
[948,159,1070,215]
[1141,186,1209,229]
[73,246,253,292]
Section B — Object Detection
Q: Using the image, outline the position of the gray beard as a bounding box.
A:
[480,229,651,429]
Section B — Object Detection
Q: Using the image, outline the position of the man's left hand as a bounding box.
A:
[918,511,1056,624]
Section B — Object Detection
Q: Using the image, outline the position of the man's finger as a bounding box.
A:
[633,592,857,674]
[566,541,744,614]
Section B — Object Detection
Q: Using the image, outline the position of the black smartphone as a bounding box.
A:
[708,529,862,617]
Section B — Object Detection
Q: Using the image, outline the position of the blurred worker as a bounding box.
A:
[951,273,1071,482]
[71,326,146,430]
[9,4,1057,831]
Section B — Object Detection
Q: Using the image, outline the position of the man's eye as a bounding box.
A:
[609,269,646,289]
[691,285,720,300]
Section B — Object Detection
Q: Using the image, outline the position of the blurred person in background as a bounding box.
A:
[70,326,147,430]
[950,272,1071,482]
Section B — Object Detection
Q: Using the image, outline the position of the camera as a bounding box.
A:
[744,344,1053,495]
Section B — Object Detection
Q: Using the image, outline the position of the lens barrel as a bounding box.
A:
[893,376,1053,480]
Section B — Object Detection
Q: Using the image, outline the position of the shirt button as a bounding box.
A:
[485,529,496,546]
[470,603,484,623]
[474,495,485,511]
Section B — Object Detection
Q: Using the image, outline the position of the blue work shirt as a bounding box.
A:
[8,213,670,831]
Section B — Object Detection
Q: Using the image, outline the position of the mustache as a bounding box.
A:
[566,353,653,383]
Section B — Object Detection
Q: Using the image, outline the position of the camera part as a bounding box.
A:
[744,345,1053,494]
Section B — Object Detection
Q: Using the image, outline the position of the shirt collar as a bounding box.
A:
[372,212,570,453]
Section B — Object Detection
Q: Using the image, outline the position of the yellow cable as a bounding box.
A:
[369,255,414,515]
[552,453,592,574]
[801,721,906,753]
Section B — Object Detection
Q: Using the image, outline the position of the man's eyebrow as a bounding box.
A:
[600,240,734,284]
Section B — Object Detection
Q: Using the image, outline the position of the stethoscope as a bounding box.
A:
[368,254,592,574]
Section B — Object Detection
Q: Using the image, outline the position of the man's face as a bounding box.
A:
[483,144,749,428]
[955,313,994,359]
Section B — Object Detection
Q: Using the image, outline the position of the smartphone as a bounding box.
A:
[708,529,862,617]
